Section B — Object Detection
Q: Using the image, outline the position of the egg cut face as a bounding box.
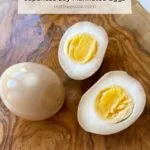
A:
[77,71,146,135]
[67,33,98,64]
[95,85,134,123]
[58,21,108,80]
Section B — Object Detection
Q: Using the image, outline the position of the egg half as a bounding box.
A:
[0,63,65,121]
[77,71,146,135]
[58,21,108,80]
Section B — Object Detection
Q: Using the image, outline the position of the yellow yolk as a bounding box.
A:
[95,85,134,123]
[67,33,98,64]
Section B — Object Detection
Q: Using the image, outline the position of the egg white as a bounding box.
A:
[77,71,146,135]
[58,21,108,80]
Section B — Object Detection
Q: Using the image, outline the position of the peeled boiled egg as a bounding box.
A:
[0,63,65,121]
[58,21,108,80]
[77,71,146,135]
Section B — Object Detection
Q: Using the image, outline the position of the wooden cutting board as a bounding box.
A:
[0,0,150,150]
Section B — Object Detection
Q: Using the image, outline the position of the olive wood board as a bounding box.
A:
[0,0,150,149]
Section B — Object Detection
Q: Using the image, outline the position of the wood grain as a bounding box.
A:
[0,0,150,150]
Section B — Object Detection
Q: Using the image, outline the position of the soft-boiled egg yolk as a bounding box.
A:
[66,33,98,64]
[95,85,134,123]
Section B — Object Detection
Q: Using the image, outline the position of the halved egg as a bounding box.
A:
[77,71,146,135]
[58,21,108,80]
[0,63,65,121]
